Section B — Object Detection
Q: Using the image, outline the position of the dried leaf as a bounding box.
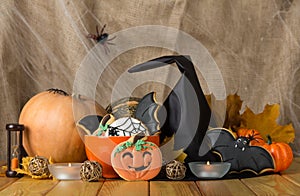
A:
[175,153,187,163]
[240,104,295,143]
[15,156,53,179]
[223,94,243,130]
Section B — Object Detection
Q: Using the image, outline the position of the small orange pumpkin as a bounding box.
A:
[19,89,106,163]
[111,135,162,181]
[237,128,265,146]
[262,135,293,173]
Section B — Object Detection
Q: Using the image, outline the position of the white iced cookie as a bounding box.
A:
[105,117,150,136]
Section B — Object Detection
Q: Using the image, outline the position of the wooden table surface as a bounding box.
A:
[1,157,300,195]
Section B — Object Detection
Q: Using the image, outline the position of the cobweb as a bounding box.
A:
[106,117,148,136]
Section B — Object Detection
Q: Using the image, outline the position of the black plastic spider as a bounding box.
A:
[87,24,116,53]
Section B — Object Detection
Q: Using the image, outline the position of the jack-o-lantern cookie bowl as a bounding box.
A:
[84,135,160,178]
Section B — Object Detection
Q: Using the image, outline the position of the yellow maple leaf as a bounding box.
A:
[223,94,243,130]
[15,156,53,179]
[240,104,295,143]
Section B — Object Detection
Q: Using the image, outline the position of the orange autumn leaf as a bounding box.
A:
[240,104,295,143]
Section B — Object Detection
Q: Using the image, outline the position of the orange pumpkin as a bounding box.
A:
[19,89,106,163]
[237,128,265,146]
[262,135,293,173]
[111,135,162,181]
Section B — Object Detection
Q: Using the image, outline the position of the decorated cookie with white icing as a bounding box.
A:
[105,117,149,136]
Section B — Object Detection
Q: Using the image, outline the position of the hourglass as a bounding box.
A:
[6,123,27,177]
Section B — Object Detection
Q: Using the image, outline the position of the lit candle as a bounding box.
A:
[48,163,82,180]
[188,161,231,179]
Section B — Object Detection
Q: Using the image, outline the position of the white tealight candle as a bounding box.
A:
[48,163,82,180]
[188,161,231,179]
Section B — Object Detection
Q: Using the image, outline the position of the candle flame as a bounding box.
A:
[68,163,72,167]
[206,161,210,165]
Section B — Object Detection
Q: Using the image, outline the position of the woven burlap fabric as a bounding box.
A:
[1,0,300,160]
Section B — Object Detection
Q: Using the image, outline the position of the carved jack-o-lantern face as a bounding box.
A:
[111,137,162,181]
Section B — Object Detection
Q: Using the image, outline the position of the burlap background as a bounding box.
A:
[1,0,300,160]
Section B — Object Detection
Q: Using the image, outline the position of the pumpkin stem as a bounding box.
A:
[113,134,151,156]
[267,134,272,145]
[47,88,69,96]
[129,134,147,144]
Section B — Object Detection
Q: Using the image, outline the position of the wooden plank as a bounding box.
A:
[47,180,104,196]
[281,157,300,174]
[150,181,201,196]
[281,157,300,186]
[0,177,19,191]
[0,161,19,190]
[0,176,58,195]
[99,180,148,196]
[196,179,255,195]
[282,173,300,187]
[241,174,300,195]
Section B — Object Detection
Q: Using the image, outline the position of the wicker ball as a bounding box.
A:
[80,160,102,182]
[28,156,50,176]
[166,160,186,180]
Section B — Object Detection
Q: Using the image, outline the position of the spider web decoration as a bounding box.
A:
[105,117,149,136]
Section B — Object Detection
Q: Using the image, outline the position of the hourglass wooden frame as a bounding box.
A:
[6,123,26,177]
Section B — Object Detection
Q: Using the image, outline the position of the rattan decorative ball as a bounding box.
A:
[80,160,102,182]
[166,160,186,180]
[28,156,50,176]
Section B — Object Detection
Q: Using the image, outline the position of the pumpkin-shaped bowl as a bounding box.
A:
[84,135,159,178]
